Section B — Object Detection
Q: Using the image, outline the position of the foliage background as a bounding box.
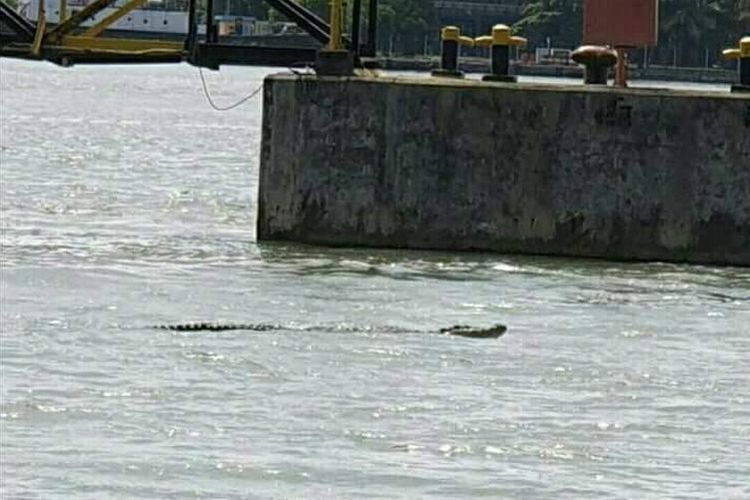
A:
[21,0,741,66]
[268,0,748,66]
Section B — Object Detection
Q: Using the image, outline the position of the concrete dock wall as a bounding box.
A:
[258,74,750,265]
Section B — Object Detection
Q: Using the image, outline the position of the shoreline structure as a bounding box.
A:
[258,74,750,266]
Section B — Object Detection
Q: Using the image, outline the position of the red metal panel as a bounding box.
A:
[583,0,659,47]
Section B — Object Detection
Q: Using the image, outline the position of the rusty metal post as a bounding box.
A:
[614,47,628,87]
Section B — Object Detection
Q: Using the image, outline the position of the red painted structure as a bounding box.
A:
[583,0,659,47]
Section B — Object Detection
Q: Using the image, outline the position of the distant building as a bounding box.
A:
[433,0,524,35]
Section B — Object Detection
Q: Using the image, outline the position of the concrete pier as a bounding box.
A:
[258,74,750,266]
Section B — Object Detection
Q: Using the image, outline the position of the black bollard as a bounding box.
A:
[724,36,750,93]
[475,24,526,83]
[432,26,474,78]
[441,38,460,74]
[490,44,511,79]
[571,45,618,85]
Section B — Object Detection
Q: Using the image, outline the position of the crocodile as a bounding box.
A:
[439,324,507,339]
[154,323,507,339]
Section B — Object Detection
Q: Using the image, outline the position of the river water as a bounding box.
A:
[1,59,748,499]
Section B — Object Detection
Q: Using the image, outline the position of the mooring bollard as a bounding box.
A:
[571,45,618,85]
[316,0,354,76]
[431,26,475,78]
[474,24,526,82]
[723,36,750,93]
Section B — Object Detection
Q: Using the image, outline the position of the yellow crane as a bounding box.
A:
[0,0,363,69]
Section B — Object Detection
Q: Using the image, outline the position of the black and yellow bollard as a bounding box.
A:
[474,24,526,83]
[316,0,354,76]
[432,26,475,78]
[571,45,618,85]
[723,36,750,93]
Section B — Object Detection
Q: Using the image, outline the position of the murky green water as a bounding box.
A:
[1,59,748,498]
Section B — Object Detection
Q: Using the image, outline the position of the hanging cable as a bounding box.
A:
[198,67,264,111]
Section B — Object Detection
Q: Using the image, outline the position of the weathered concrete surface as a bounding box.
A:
[258,74,750,265]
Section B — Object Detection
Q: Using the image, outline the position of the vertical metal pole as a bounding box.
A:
[31,0,46,56]
[615,47,627,87]
[365,0,377,57]
[186,0,197,50]
[60,0,68,21]
[326,0,342,50]
[351,0,362,56]
[342,1,346,33]
[206,0,215,43]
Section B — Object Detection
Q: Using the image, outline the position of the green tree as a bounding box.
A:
[660,0,728,65]
[299,0,327,18]
[656,0,750,66]
[730,0,750,33]
[514,0,583,49]
[376,0,434,54]
[248,0,270,19]
[515,0,748,66]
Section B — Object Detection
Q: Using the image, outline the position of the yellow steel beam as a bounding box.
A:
[82,0,146,37]
[46,0,118,41]
[58,35,184,53]
[31,0,46,56]
[326,0,343,51]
